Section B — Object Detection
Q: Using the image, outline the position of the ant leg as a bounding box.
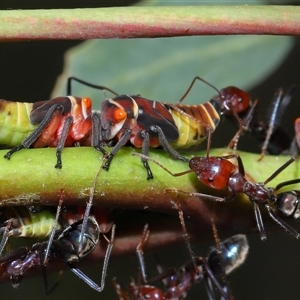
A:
[136,224,150,283]
[67,224,116,292]
[112,278,130,300]
[264,157,295,186]
[258,90,283,161]
[172,201,198,275]
[274,178,300,191]
[103,129,132,171]
[43,193,64,265]
[166,188,225,202]
[253,203,267,241]
[150,125,189,163]
[202,259,230,300]
[0,219,13,255]
[265,204,300,239]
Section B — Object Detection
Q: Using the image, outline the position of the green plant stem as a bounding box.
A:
[1,147,299,228]
[0,6,299,40]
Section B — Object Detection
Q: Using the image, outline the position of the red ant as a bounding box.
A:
[133,129,300,240]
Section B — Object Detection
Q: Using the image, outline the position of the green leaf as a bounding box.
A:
[52,36,293,108]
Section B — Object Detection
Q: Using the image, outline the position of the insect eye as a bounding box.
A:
[114,108,127,121]
[82,97,92,109]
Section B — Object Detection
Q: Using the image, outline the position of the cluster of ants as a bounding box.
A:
[0,76,299,299]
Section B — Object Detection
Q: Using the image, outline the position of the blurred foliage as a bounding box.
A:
[52,36,293,109]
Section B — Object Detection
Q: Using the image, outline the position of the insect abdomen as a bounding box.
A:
[169,101,221,148]
[16,207,62,238]
[0,100,37,146]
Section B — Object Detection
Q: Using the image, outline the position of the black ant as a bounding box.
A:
[113,223,249,300]
[0,195,116,294]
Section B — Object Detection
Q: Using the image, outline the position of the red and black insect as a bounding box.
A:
[113,224,249,300]
[2,95,96,168]
[0,202,115,294]
[134,147,300,241]
[68,76,253,179]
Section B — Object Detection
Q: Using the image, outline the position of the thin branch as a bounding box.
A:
[0,6,300,41]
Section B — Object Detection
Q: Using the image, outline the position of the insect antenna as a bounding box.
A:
[178,76,220,104]
[67,77,119,97]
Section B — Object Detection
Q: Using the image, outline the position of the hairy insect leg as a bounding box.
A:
[258,90,284,161]
[112,277,130,300]
[43,192,64,265]
[172,201,199,275]
[136,224,150,283]
[67,224,116,292]
[166,188,225,202]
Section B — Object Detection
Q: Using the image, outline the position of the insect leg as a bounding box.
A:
[66,224,116,292]
[103,129,132,171]
[91,112,108,154]
[253,202,267,241]
[136,224,150,283]
[149,125,189,163]
[264,203,300,239]
[4,104,64,160]
[55,116,73,169]
[141,130,154,180]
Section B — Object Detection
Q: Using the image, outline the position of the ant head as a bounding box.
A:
[216,86,251,115]
[189,157,234,190]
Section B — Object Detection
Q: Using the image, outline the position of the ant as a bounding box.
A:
[113,223,249,300]
[133,126,300,240]
[0,192,116,294]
